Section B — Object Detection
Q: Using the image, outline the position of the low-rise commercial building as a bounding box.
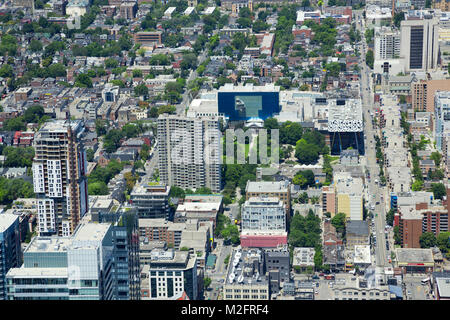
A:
[395,248,435,274]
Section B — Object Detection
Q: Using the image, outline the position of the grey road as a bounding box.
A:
[177,50,209,116]
[355,13,389,269]
[205,239,232,300]
[144,143,159,178]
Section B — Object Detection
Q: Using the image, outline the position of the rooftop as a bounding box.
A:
[396,248,434,263]
[0,213,18,233]
[225,248,268,286]
[176,202,221,212]
[436,278,450,298]
[218,83,280,93]
[72,222,110,243]
[7,267,68,278]
[246,180,290,193]
[26,236,72,253]
[347,220,369,236]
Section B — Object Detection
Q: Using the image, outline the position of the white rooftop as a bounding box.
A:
[176,202,221,212]
[353,245,371,264]
[219,83,280,93]
[72,222,110,243]
[0,213,18,233]
[7,267,68,278]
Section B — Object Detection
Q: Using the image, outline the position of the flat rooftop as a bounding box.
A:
[139,218,185,231]
[436,277,450,298]
[396,248,434,263]
[218,83,280,93]
[176,202,221,212]
[72,222,110,243]
[26,237,72,253]
[245,197,284,207]
[246,180,289,193]
[37,119,82,135]
[7,267,68,278]
[327,99,363,132]
[0,213,18,233]
[226,248,268,286]
[354,245,371,264]
[184,194,223,203]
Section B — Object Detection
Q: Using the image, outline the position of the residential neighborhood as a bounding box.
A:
[0,0,449,304]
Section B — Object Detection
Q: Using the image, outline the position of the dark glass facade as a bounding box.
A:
[95,209,141,300]
[410,26,424,69]
[218,91,280,121]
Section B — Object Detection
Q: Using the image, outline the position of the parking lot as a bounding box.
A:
[403,274,433,300]
[312,273,359,300]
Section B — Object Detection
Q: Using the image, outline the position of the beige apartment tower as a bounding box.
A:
[157,114,221,193]
[32,120,88,237]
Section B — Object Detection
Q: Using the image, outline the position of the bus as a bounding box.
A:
[421,278,430,285]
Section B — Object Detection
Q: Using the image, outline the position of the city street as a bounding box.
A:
[205,239,232,300]
[177,50,209,116]
[355,11,389,269]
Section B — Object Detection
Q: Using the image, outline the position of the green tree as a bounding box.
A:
[204,277,212,289]
[431,183,446,200]
[295,139,320,165]
[365,50,374,69]
[331,212,346,237]
[134,83,148,97]
[420,232,437,248]
[88,181,109,195]
[105,58,119,69]
[386,209,395,226]
[431,151,442,167]
[86,148,95,162]
[30,39,43,52]
[280,122,303,145]
[75,73,93,88]
[437,232,450,253]
[293,170,315,189]
[314,245,323,270]
[169,186,186,198]
[394,226,401,245]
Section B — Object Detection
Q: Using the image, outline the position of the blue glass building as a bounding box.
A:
[217,84,280,121]
[0,214,21,300]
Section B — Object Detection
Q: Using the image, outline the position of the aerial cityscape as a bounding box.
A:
[0,0,450,304]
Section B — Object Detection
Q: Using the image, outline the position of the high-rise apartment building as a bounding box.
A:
[6,222,115,300]
[374,27,401,61]
[412,79,450,112]
[89,197,141,300]
[32,120,88,237]
[157,114,221,193]
[434,91,450,151]
[0,214,22,300]
[130,183,171,219]
[396,204,449,248]
[400,14,439,72]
